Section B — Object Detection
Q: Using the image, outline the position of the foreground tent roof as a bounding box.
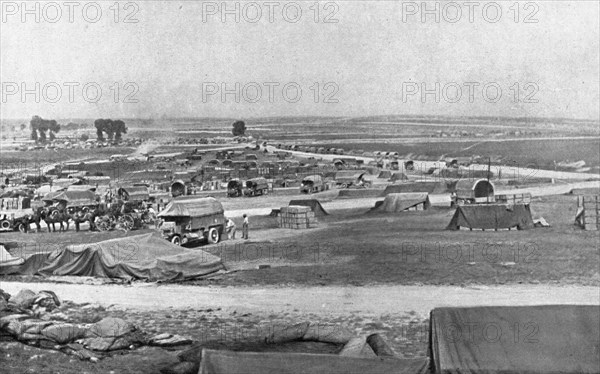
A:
[430,305,599,374]
[370,193,430,213]
[158,196,224,218]
[0,233,223,281]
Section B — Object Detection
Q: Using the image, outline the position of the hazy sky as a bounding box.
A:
[1,1,599,120]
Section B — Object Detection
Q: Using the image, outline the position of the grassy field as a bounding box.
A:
[3,195,598,287]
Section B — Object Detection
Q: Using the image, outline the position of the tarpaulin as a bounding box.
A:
[199,350,430,374]
[446,204,533,230]
[0,233,223,281]
[370,193,430,213]
[288,199,329,216]
[429,305,600,374]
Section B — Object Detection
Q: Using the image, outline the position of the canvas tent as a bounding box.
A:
[429,305,600,374]
[446,204,533,230]
[199,350,429,374]
[370,193,430,213]
[377,171,392,179]
[288,199,329,216]
[0,244,24,267]
[389,172,409,182]
[42,190,97,208]
[0,233,224,281]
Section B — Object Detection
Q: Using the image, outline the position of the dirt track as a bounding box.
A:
[1,282,598,318]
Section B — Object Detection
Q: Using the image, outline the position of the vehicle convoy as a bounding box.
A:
[300,175,326,194]
[244,177,269,196]
[157,196,225,246]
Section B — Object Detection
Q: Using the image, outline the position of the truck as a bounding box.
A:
[300,175,326,194]
[244,178,269,196]
[157,197,225,246]
[227,179,243,197]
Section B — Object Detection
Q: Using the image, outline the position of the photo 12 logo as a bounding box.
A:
[202,82,339,104]
[1,1,140,24]
[200,1,340,23]
[401,82,539,104]
[1,82,139,104]
[400,1,540,23]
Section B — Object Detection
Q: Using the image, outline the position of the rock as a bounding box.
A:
[150,333,172,342]
[87,318,133,338]
[9,289,37,308]
[41,324,88,344]
[150,335,193,347]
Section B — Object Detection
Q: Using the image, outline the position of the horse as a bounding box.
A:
[41,207,71,232]
[70,207,99,232]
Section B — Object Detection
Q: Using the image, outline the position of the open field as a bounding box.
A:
[1,115,599,374]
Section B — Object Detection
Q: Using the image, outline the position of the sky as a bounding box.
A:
[1,0,599,120]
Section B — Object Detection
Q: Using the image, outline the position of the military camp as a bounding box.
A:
[2,1,599,371]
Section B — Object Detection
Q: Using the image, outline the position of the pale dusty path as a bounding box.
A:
[1,282,597,318]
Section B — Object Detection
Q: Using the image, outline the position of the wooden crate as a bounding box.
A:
[577,195,600,231]
[278,206,318,229]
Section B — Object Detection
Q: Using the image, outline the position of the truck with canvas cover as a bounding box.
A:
[300,175,326,194]
[227,179,243,197]
[244,178,269,196]
[157,197,225,246]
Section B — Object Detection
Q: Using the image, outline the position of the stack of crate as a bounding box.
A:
[577,195,599,231]
[278,205,318,229]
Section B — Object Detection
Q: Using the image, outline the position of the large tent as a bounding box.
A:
[199,350,429,374]
[446,204,533,230]
[42,190,97,207]
[370,193,430,213]
[288,199,329,216]
[0,233,224,281]
[389,172,409,182]
[429,305,600,374]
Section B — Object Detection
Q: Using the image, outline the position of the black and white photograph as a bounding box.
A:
[0,1,599,373]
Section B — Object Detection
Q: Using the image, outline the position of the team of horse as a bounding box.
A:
[16,200,155,233]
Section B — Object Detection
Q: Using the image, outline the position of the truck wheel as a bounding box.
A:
[207,227,220,244]
[0,220,11,230]
[171,235,181,246]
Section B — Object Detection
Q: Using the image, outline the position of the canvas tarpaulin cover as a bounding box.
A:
[288,199,329,216]
[0,233,223,281]
[370,193,430,213]
[199,350,430,374]
[446,204,533,230]
[429,305,600,374]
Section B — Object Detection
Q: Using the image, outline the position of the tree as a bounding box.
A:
[80,134,89,142]
[232,120,246,136]
[20,123,26,131]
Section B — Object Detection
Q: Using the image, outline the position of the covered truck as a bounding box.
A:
[227,179,243,197]
[300,175,326,194]
[244,178,269,197]
[157,197,225,246]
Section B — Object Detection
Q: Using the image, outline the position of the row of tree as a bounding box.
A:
[28,116,128,143]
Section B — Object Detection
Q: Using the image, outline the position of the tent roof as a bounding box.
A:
[446,204,533,230]
[288,199,329,216]
[199,350,428,374]
[42,190,97,207]
[430,305,600,374]
[371,193,430,213]
[158,196,224,218]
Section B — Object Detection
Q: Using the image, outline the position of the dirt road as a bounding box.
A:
[1,282,597,318]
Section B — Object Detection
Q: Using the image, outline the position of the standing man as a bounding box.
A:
[226,218,236,239]
[242,214,249,239]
